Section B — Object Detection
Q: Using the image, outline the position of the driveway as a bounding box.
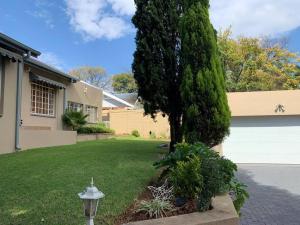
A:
[237,164,300,225]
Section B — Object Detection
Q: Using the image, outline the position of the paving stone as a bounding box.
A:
[237,164,300,225]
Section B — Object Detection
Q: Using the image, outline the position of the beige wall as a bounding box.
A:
[21,69,65,131]
[0,60,18,154]
[20,130,76,150]
[108,109,170,138]
[228,90,300,117]
[67,81,103,123]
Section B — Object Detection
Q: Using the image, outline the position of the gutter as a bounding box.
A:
[15,59,23,150]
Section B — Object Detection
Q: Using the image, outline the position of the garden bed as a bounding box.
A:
[116,185,198,224]
[119,194,238,225]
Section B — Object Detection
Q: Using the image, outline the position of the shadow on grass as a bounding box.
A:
[237,168,300,225]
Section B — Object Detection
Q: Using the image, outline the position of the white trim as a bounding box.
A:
[80,80,102,91]
[103,91,134,108]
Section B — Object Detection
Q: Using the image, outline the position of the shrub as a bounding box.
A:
[155,143,238,212]
[136,199,173,219]
[131,130,140,137]
[230,178,249,214]
[169,154,203,199]
[62,111,88,131]
[77,123,114,134]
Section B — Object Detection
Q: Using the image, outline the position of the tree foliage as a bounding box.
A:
[218,28,300,92]
[69,66,110,88]
[180,0,231,146]
[132,0,183,151]
[133,0,231,149]
[112,73,138,93]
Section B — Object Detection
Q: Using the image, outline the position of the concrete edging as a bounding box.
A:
[123,195,239,225]
[77,133,114,142]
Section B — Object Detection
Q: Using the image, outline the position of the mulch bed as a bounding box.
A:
[115,187,198,225]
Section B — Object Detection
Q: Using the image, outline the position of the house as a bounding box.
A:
[0,33,103,154]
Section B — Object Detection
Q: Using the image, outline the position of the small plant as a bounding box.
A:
[62,110,88,130]
[131,130,140,137]
[230,178,249,214]
[147,179,173,202]
[169,155,203,199]
[136,199,173,219]
[149,131,156,139]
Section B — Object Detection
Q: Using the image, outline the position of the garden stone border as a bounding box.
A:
[77,133,114,142]
[123,195,239,225]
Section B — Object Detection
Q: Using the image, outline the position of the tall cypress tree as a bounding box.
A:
[180,0,231,147]
[132,0,183,151]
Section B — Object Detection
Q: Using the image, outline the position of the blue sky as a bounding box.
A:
[0,0,299,76]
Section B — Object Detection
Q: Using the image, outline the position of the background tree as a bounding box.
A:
[180,0,231,147]
[218,28,300,92]
[69,66,110,88]
[112,73,138,93]
[132,0,183,151]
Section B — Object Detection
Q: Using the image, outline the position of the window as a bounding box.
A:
[0,57,4,116]
[31,82,56,116]
[85,105,98,123]
[68,101,83,112]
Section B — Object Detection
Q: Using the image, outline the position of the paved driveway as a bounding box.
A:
[237,164,300,225]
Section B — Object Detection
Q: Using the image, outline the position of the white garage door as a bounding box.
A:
[223,116,300,164]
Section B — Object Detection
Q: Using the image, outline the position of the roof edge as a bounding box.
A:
[0,33,41,57]
[24,57,79,82]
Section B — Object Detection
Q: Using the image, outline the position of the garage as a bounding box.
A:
[223,116,300,164]
[223,91,300,164]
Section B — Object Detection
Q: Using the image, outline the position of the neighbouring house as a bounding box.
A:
[0,33,103,154]
[103,91,135,110]
[105,90,300,164]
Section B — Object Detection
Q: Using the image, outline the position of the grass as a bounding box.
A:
[0,137,166,225]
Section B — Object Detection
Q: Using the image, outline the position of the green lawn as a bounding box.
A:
[0,137,166,225]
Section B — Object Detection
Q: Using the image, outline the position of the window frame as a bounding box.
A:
[31,81,56,117]
[67,101,83,112]
[0,57,5,117]
[85,105,98,123]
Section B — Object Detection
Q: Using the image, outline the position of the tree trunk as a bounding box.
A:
[169,113,183,152]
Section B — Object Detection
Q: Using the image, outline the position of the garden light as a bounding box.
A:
[78,178,105,225]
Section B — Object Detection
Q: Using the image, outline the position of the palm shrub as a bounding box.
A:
[62,110,88,131]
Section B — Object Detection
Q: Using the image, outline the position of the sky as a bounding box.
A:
[0,0,300,76]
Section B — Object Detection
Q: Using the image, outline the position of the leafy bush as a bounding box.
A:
[136,199,173,219]
[77,123,114,134]
[62,110,88,130]
[169,155,203,199]
[155,143,238,212]
[230,178,249,214]
[131,130,140,137]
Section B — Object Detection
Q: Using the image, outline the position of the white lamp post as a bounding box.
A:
[78,178,105,225]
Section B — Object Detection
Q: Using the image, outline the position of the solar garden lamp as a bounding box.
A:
[78,178,105,225]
